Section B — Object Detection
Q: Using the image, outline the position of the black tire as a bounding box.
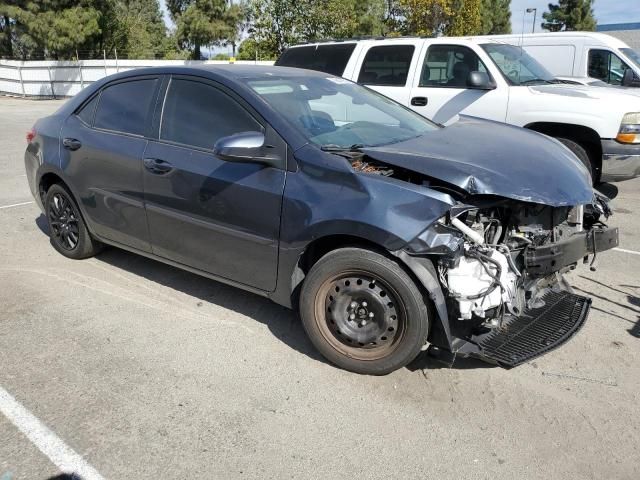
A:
[299,247,429,375]
[45,183,102,259]
[556,137,593,178]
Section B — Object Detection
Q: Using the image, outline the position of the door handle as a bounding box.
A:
[143,158,174,175]
[410,96,428,107]
[62,137,82,151]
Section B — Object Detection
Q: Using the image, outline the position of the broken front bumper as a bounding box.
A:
[524,227,619,276]
[463,290,592,367]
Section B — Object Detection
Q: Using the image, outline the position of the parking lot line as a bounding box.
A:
[0,385,105,480]
[614,247,640,256]
[0,201,34,210]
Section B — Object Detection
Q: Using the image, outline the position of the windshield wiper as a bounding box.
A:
[520,79,553,86]
[320,143,365,152]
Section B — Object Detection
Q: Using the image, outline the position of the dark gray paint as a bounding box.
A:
[25,64,605,355]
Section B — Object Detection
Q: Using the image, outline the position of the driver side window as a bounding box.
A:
[160,78,262,150]
[420,45,489,88]
[588,49,629,86]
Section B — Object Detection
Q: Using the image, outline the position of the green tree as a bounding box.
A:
[247,0,387,58]
[102,0,168,58]
[236,36,261,59]
[0,0,102,59]
[480,0,511,34]
[167,0,242,59]
[396,0,453,36]
[394,0,482,36]
[542,0,596,32]
[446,0,482,36]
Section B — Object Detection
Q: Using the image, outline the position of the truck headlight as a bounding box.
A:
[617,113,640,144]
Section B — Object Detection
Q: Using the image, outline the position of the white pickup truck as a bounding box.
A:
[276,37,640,183]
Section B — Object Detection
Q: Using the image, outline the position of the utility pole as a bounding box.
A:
[526,8,537,34]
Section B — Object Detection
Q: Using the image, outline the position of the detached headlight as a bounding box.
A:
[617,113,640,144]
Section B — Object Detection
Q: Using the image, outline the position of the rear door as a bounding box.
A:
[142,76,286,291]
[60,76,160,252]
[353,42,421,106]
[408,43,509,124]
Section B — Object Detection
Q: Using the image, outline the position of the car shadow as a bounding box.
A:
[576,276,640,338]
[35,214,497,372]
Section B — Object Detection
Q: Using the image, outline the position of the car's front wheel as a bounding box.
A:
[45,183,102,259]
[299,247,429,375]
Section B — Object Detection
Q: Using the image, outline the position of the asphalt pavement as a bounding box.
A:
[1,97,639,480]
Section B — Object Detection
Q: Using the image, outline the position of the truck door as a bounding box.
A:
[353,42,421,106]
[587,48,637,86]
[408,43,509,124]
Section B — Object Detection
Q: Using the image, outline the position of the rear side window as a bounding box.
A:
[357,45,415,86]
[160,79,262,150]
[94,79,157,135]
[275,44,356,76]
[76,94,99,125]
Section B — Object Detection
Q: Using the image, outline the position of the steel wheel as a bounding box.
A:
[314,270,407,361]
[48,192,80,251]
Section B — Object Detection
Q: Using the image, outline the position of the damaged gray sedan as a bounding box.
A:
[26,66,619,375]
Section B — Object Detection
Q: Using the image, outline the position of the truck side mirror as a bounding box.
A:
[467,71,496,90]
[622,68,636,87]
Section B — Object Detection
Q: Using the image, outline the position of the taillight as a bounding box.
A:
[26,127,36,143]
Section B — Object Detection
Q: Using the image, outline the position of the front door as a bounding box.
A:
[409,44,509,124]
[142,76,286,291]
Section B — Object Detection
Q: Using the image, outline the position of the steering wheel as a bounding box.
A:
[508,69,520,82]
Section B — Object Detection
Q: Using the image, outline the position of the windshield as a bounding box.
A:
[481,43,555,86]
[621,48,640,70]
[244,76,438,149]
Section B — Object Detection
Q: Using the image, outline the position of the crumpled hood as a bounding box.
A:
[361,116,594,207]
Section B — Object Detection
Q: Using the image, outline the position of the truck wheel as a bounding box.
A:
[556,137,593,178]
[299,247,429,375]
[45,183,102,259]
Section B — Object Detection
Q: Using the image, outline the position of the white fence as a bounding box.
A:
[0,59,276,98]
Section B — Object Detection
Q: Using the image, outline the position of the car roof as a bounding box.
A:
[113,64,331,80]
[284,32,632,49]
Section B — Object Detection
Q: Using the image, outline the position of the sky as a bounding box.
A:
[158,0,637,46]
[511,0,636,33]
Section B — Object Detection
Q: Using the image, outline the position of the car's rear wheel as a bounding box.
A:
[556,137,594,178]
[45,183,101,259]
[299,248,429,375]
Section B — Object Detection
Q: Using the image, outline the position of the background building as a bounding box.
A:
[597,22,640,49]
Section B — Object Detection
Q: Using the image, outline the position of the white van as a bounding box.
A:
[480,32,640,87]
[276,37,640,183]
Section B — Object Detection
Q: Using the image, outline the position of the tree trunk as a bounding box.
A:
[194,43,201,60]
[3,16,13,58]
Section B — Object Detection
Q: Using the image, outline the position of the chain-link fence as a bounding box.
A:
[0,57,275,98]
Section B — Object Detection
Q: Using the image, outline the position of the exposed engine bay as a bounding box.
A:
[436,200,610,325]
[346,152,619,338]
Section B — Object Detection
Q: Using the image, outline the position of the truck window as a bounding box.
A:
[275,44,357,76]
[588,49,630,86]
[357,45,415,87]
[420,45,489,88]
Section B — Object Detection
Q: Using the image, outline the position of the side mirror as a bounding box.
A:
[214,131,266,163]
[622,68,636,87]
[467,71,496,90]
